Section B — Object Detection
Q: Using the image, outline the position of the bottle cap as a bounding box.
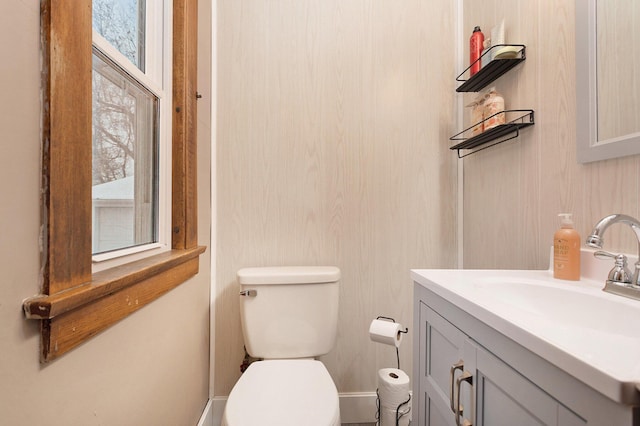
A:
[558,213,574,228]
[473,26,482,32]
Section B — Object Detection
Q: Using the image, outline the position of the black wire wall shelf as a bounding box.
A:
[456,44,526,92]
[449,109,535,158]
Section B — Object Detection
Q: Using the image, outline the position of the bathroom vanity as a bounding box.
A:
[412,266,640,425]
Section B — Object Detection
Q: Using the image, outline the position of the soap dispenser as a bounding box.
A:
[553,213,581,280]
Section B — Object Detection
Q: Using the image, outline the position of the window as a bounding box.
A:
[22,0,204,362]
[91,0,168,259]
[92,49,160,255]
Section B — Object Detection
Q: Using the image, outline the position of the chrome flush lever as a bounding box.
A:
[239,289,257,297]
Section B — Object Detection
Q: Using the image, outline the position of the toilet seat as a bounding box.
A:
[222,359,340,426]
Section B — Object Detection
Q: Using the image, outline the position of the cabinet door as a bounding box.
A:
[474,343,585,426]
[419,303,473,426]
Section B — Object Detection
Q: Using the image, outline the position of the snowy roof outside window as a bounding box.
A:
[92,176,134,200]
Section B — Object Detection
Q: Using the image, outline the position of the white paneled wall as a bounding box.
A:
[463,0,640,269]
[215,0,640,405]
[216,0,457,396]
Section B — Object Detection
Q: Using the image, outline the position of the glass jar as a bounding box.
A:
[467,95,485,136]
[483,88,505,130]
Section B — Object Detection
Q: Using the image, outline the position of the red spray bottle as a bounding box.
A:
[470,26,484,76]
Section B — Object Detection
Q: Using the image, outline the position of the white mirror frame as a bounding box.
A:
[576,0,640,163]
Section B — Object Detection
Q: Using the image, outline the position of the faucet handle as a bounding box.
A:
[594,251,633,284]
[594,250,623,261]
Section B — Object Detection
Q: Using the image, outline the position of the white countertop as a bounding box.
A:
[411,250,640,404]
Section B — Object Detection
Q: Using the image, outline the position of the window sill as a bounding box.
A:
[23,246,206,361]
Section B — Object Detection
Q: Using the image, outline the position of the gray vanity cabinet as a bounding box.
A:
[414,282,635,426]
[419,303,584,426]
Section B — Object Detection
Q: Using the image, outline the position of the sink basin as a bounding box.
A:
[472,276,640,376]
[411,266,640,404]
[473,276,639,337]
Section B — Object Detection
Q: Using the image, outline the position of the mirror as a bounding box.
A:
[576,0,640,163]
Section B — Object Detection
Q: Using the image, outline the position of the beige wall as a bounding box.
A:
[462,0,640,270]
[0,2,211,425]
[216,0,458,396]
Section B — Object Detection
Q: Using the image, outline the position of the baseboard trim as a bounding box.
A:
[205,392,378,425]
[197,399,214,426]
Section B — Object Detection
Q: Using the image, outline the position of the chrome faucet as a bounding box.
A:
[586,214,640,300]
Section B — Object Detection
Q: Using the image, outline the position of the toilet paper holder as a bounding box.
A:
[373,316,408,370]
[376,316,409,336]
[372,317,410,425]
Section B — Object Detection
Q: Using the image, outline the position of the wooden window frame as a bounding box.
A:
[22,0,204,363]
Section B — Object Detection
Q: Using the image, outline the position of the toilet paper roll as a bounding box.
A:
[369,319,404,348]
[380,405,410,426]
[377,368,411,410]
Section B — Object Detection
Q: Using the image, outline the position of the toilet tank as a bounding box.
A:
[237,266,340,359]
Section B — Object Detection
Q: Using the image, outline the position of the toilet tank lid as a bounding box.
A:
[237,266,340,285]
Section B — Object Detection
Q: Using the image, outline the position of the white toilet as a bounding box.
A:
[221,266,342,426]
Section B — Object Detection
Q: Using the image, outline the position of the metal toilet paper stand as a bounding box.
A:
[373,316,411,426]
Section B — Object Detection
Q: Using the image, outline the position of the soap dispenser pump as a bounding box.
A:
[554,213,581,280]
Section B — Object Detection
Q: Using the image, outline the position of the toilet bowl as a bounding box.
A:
[221,266,341,426]
[222,360,340,426]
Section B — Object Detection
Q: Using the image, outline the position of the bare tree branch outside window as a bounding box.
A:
[93,0,143,68]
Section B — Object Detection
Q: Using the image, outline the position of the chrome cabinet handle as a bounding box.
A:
[449,360,464,413]
[455,371,473,426]
[239,289,257,297]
